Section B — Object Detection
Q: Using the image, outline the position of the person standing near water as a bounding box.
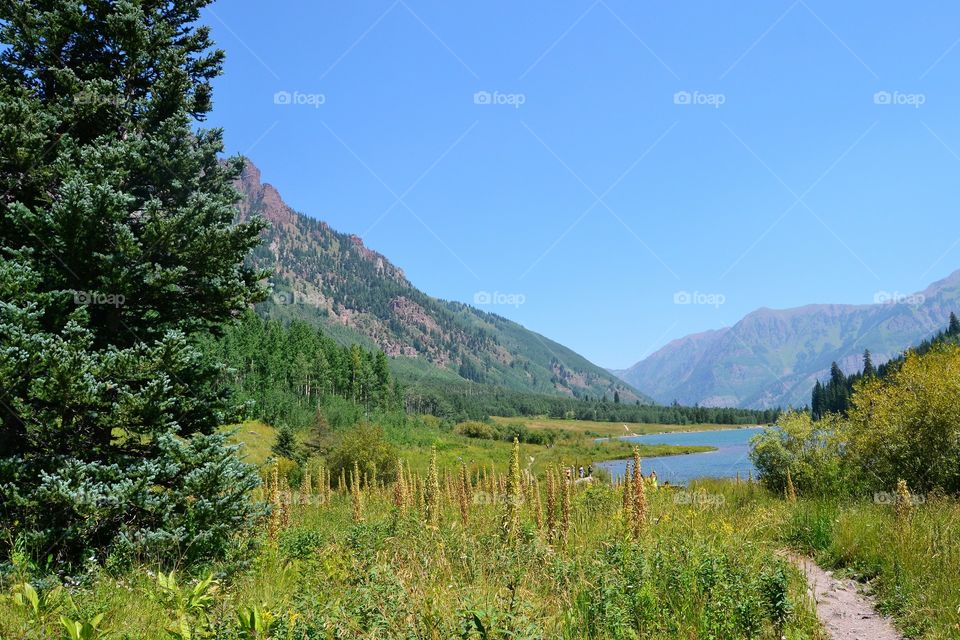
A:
[650,470,658,490]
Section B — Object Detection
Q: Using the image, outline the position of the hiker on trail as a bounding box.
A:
[649,470,658,490]
[587,465,592,477]
[578,466,585,479]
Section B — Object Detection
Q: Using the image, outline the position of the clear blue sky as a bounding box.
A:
[203,0,960,369]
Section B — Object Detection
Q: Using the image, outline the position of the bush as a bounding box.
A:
[843,344,960,494]
[327,423,398,486]
[749,410,845,497]
[454,421,498,440]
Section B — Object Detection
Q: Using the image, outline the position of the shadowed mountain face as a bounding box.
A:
[615,272,960,409]
[235,160,648,403]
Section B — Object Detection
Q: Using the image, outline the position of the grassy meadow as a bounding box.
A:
[1,456,825,639]
[5,420,959,638]
[489,415,751,438]
[229,418,716,476]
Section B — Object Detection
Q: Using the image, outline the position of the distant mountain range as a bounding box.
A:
[613,271,960,409]
[235,160,648,403]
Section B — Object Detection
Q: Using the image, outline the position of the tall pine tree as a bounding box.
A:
[0,0,266,564]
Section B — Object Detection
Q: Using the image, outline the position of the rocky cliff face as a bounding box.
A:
[616,271,960,408]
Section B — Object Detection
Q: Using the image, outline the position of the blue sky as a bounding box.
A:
[203,0,960,369]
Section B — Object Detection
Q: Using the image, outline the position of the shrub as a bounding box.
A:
[749,410,844,497]
[327,423,398,486]
[454,421,497,440]
[843,344,960,493]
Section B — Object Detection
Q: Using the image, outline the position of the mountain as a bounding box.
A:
[234,160,648,403]
[615,271,960,409]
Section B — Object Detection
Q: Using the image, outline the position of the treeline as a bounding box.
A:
[811,312,960,419]
[204,313,400,428]
[404,379,778,425]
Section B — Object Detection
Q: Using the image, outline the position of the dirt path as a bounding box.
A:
[791,555,904,640]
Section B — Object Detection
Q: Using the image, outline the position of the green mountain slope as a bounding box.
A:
[616,272,960,408]
[235,160,649,404]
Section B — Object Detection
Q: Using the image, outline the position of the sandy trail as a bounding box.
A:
[791,555,904,640]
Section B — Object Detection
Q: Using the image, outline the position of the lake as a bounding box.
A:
[596,426,766,486]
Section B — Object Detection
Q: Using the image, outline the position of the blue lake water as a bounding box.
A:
[596,426,765,486]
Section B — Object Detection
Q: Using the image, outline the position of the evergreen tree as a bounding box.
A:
[862,349,876,378]
[950,312,960,336]
[811,380,824,420]
[272,425,300,462]
[0,1,265,565]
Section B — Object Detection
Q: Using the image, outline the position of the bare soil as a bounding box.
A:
[792,555,904,640]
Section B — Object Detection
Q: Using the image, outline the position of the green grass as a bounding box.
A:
[491,415,748,438]
[225,419,279,466]
[782,496,960,639]
[8,422,957,638]
[0,474,825,639]
[227,417,715,477]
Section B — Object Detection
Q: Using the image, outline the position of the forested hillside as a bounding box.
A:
[235,161,648,404]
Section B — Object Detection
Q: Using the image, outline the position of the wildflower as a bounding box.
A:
[631,448,647,539]
[785,469,797,503]
[502,438,523,540]
[351,461,364,523]
[458,460,471,526]
[394,459,409,513]
[895,478,913,521]
[426,445,441,528]
[546,468,557,541]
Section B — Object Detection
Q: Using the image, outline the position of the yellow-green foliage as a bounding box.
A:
[490,415,745,438]
[845,344,960,493]
[2,460,831,639]
[784,494,960,639]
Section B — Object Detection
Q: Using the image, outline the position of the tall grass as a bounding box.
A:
[1,454,824,639]
[783,496,960,639]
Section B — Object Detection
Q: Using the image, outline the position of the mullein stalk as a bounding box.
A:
[268,462,281,543]
[394,459,408,514]
[502,438,523,540]
[425,446,441,527]
[351,461,364,523]
[458,460,471,526]
[533,479,544,531]
[895,478,913,521]
[631,448,646,539]
[301,468,312,506]
[546,468,557,541]
[561,469,571,545]
[622,464,633,521]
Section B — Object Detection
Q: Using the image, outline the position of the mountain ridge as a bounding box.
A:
[235,159,650,403]
[615,271,960,409]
